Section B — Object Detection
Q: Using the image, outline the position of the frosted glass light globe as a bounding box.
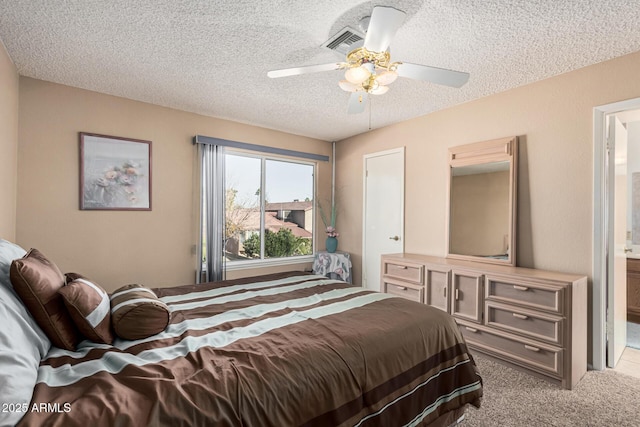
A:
[344,66,371,84]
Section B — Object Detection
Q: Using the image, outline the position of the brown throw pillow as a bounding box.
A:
[64,272,86,285]
[110,284,170,340]
[59,278,114,345]
[10,248,80,350]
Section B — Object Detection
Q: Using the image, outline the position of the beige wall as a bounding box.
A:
[336,51,640,362]
[0,41,19,241]
[17,77,332,291]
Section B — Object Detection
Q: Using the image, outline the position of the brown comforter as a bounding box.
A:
[18,272,482,426]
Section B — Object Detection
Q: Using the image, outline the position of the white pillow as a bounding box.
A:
[0,239,27,295]
[0,239,51,426]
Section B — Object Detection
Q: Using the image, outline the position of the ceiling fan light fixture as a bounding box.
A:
[338,80,359,92]
[266,6,469,115]
[345,65,371,84]
[375,70,398,85]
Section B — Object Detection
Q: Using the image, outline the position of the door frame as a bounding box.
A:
[593,97,640,370]
[362,147,405,290]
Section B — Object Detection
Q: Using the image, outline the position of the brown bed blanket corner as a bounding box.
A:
[19,272,482,427]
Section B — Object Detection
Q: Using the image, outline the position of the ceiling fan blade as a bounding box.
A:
[348,92,368,114]
[363,6,406,53]
[396,62,470,88]
[267,63,345,78]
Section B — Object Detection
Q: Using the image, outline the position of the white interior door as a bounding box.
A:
[362,148,404,291]
[607,115,628,367]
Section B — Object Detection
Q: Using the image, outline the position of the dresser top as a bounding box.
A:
[383,253,587,283]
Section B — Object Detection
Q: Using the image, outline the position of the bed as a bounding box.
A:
[0,241,482,427]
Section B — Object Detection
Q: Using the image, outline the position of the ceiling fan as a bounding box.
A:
[267,6,470,114]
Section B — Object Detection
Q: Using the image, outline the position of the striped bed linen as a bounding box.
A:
[18,272,482,427]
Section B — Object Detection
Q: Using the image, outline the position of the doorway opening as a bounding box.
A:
[593,98,640,372]
[616,110,640,353]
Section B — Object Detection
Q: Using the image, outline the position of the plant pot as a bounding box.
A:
[326,236,338,253]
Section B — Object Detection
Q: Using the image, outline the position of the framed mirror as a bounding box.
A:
[447,136,518,266]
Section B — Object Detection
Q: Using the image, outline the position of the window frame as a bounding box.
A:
[224,149,317,270]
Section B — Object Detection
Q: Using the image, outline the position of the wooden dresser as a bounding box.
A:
[381,253,588,389]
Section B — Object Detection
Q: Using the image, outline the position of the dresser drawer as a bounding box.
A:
[485,301,563,345]
[460,323,563,378]
[485,275,564,314]
[384,280,423,303]
[383,261,423,285]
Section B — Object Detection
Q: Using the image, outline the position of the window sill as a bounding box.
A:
[225,255,315,271]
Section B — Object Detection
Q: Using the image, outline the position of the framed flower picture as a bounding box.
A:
[79,133,152,210]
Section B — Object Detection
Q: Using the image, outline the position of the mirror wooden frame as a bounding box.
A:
[446,136,518,266]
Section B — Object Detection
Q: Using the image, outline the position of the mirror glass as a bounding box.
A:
[449,161,513,263]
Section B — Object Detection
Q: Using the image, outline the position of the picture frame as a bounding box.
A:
[79,132,152,210]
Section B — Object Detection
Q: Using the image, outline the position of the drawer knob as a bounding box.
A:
[398,286,407,291]
[465,327,478,333]
[513,285,529,291]
[524,345,541,352]
[512,313,529,320]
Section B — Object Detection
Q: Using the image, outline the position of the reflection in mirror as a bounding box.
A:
[449,161,510,260]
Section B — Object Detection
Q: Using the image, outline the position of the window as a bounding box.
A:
[224,152,315,264]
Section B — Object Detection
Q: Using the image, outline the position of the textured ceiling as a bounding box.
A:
[1,1,639,141]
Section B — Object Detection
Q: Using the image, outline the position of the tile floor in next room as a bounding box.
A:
[612,347,640,379]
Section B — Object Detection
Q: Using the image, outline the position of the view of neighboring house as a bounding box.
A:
[265,201,313,234]
[225,200,313,259]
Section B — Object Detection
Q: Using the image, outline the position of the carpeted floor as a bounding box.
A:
[463,353,640,426]
[628,322,640,350]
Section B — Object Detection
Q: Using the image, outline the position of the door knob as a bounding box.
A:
[389,236,400,241]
